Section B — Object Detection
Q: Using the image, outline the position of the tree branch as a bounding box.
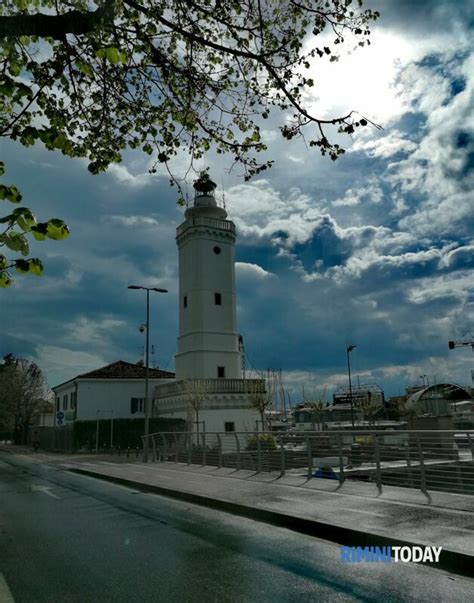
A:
[0,1,115,40]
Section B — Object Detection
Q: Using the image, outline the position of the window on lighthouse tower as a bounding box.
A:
[214,293,222,305]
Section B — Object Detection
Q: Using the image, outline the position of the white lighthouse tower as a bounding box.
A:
[153,173,264,433]
[175,173,241,380]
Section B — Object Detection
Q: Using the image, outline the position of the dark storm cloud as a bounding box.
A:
[372,0,474,35]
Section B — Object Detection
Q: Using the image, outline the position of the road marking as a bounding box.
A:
[31,485,60,499]
[0,573,15,602]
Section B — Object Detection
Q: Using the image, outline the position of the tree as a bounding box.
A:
[245,374,274,431]
[359,398,379,427]
[0,353,49,444]
[182,378,207,432]
[1,1,379,286]
[396,398,417,426]
[302,385,326,431]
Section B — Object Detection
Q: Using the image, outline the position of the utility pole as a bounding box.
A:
[128,285,168,462]
[346,345,356,429]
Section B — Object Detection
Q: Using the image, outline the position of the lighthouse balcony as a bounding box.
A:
[154,377,265,399]
[176,216,235,237]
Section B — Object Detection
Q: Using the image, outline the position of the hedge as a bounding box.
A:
[74,417,187,451]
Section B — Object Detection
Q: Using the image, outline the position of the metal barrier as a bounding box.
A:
[141,429,474,497]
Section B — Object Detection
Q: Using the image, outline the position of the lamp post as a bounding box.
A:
[346,345,356,429]
[128,285,168,462]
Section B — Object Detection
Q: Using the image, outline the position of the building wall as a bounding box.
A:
[64,378,175,421]
[158,407,258,433]
[52,382,77,425]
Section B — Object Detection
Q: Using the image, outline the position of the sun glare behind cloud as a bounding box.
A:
[303,30,428,126]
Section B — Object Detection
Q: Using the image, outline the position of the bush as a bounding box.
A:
[74,417,186,450]
[246,433,277,451]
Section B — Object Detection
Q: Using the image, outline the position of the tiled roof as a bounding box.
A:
[77,361,175,380]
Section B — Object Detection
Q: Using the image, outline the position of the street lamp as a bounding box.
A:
[346,345,356,429]
[128,285,168,462]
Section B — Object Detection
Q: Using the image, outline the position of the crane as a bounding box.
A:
[448,335,474,390]
[448,337,474,351]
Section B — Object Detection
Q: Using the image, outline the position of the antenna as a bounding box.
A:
[221,175,226,209]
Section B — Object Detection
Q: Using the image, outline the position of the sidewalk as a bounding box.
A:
[0,444,142,464]
[62,458,474,578]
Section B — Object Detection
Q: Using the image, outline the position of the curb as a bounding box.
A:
[69,467,474,579]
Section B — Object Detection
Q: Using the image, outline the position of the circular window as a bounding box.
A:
[213,246,221,254]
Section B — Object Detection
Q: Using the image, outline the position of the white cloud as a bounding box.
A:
[106,164,154,188]
[235,262,275,280]
[109,215,160,227]
[350,130,418,159]
[68,316,127,346]
[332,190,360,207]
[406,271,474,305]
[387,54,474,238]
[33,345,108,385]
[332,183,383,207]
[438,244,474,269]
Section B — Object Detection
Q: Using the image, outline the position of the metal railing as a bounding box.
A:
[141,429,474,498]
[154,378,265,398]
[176,216,236,237]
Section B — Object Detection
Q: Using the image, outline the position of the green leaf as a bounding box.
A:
[30,223,48,241]
[52,133,68,150]
[0,232,29,255]
[14,259,30,274]
[28,258,43,276]
[9,62,21,77]
[77,61,94,77]
[12,207,36,231]
[0,162,4,176]
[0,272,12,288]
[96,47,127,64]
[46,219,70,240]
[14,258,43,276]
[0,185,22,203]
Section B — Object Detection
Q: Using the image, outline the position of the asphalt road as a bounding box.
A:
[0,454,472,603]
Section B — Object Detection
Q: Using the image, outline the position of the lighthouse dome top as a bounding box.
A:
[185,172,227,219]
[193,172,218,207]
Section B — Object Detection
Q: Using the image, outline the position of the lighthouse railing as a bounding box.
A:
[154,378,265,399]
[176,216,235,237]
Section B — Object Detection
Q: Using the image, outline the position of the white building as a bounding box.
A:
[154,174,262,433]
[52,361,174,425]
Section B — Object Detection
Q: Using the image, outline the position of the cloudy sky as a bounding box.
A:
[1,0,473,402]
